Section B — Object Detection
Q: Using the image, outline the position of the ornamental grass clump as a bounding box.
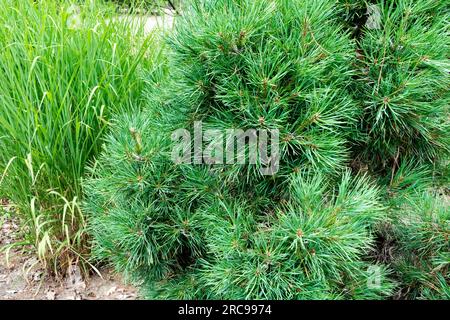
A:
[0,0,159,273]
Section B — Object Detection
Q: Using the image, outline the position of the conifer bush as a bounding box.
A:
[84,112,206,281]
[376,161,449,299]
[390,191,449,299]
[194,171,394,299]
[167,0,356,162]
[85,112,395,298]
[84,0,449,299]
[352,0,449,172]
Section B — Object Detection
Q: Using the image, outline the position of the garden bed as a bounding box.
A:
[0,213,137,300]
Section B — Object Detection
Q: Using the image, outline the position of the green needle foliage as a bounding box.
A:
[84,110,395,298]
[339,0,373,36]
[0,0,159,273]
[153,0,359,180]
[352,0,450,172]
[84,111,206,281]
[106,0,181,11]
[372,161,449,300]
[81,0,449,300]
[84,0,407,299]
[390,191,449,300]
[195,171,394,300]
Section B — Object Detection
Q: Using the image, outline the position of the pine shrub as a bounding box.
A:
[390,192,449,299]
[85,110,395,298]
[84,0,449,299]
[375,163,449,300]
[84,112,206,282]
[351,0,449,172]
[155,0,358,178]
[193,171,394,299]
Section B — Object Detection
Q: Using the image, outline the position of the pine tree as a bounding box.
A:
[84,112,207,282]
[83,0,449,300]
[375,162,449,300]
[85,125,396,299]
[194,171,394,299]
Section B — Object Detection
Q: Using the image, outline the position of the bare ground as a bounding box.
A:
[0,213,138,300]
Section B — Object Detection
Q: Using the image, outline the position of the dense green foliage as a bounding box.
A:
[84,112,194,281]
[83,0,450,300]
[391,192,449,299]
[351,0,449,172]
[107,0,181,11]
[85,111,395,299]
[84,0,450,299]
[381,163,449,300]
[155,0,360,189]
[0,0,159,273]
[0,0,445,299]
